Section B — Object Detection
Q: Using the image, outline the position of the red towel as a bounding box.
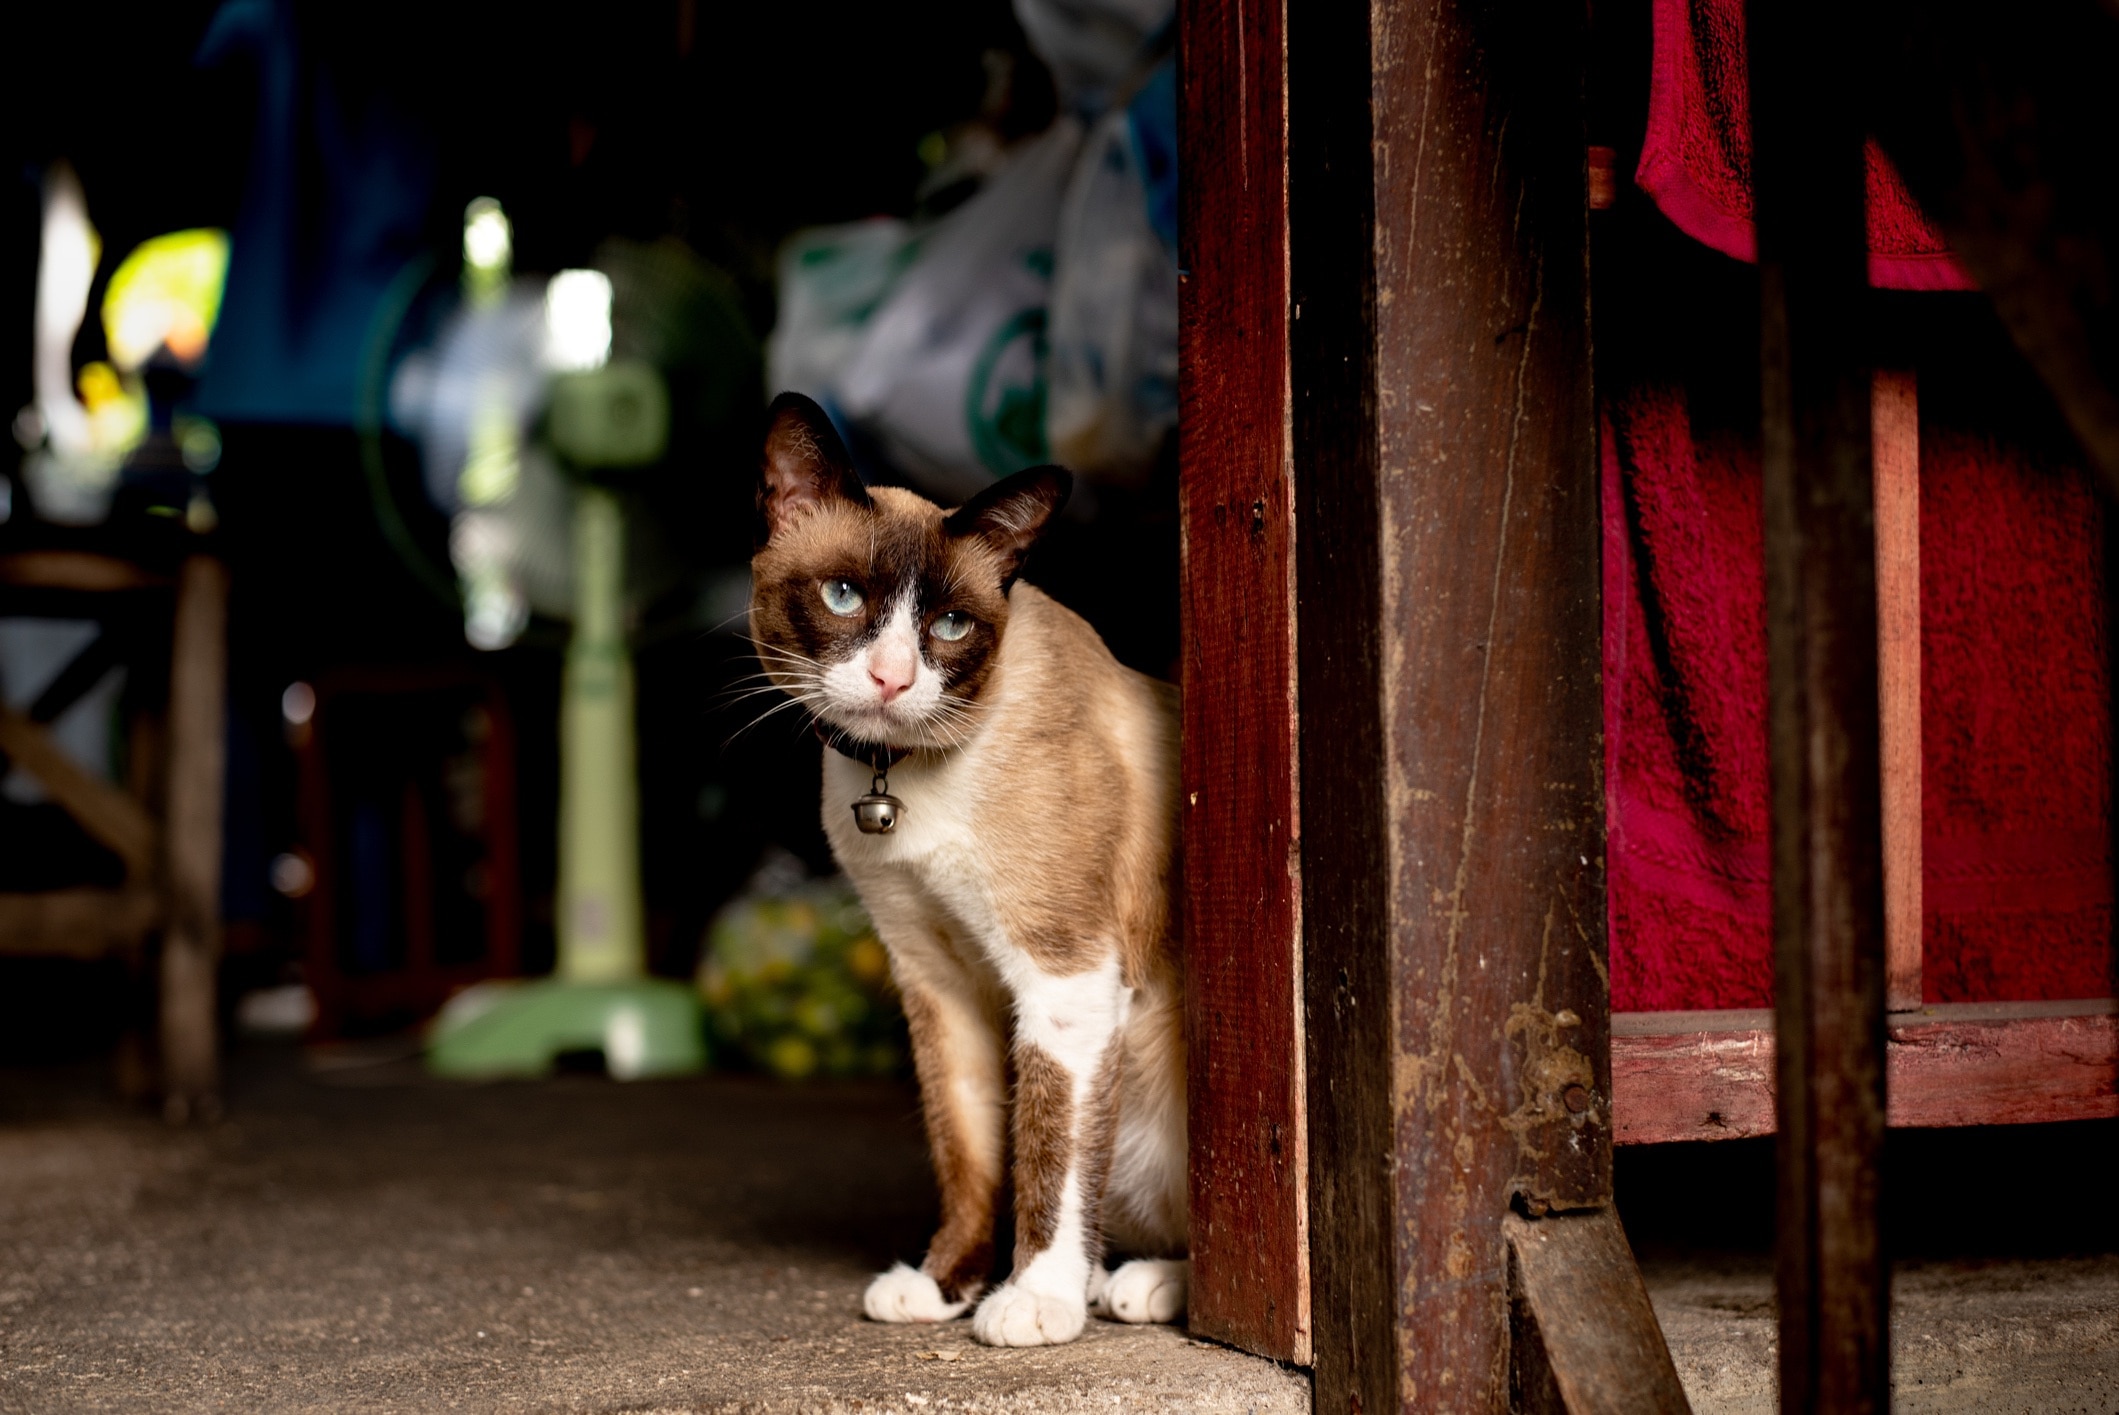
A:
[1635,0,1976,292]
[1605,381,2112,1012]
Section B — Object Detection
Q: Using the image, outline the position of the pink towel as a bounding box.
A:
[1605,380,2112,1011]
[1634,0,1976,291]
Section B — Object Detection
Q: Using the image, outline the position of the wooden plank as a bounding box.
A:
[0,887,160,959]
[1177,0,1309,1365]
[1609,1002,2119,1143]
[1750,0,1891,1405]
[0,550,171,592]
[0,705,160,878]
[1873,370,1923,1013]
[1611,1018,1778,1144]
[1506,1210,1692,1415]
[1291,0,1608,1407]
[1890,1005,2119,1128]
[160,556,229,1121]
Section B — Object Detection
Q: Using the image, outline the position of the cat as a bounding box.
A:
[747,392,1187,1347]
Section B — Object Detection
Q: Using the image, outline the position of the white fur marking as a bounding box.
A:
[972,1282,1087,1346]
[1094,1258,1188,1325]
[864,1263,970,1323]
[820,593,945,737]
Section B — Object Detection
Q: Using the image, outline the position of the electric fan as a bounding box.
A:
[396,202,759,1078]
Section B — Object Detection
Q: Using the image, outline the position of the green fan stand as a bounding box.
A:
[429,361,705,1080]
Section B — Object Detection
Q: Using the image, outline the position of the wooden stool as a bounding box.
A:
[0,549,227,1120]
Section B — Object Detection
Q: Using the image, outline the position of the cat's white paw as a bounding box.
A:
[864,1263,971,1323]
[1093,1258,1188,1325]
[971,1282,1087,1346]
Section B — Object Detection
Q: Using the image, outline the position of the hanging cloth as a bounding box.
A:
[1633,0,1976,291]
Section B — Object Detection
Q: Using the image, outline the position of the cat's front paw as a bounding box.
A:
[864,1263,971,1323]
[1093,1258,1188,1325]
[971,1282,1087,1346]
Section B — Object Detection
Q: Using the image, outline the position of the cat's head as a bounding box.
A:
[748,392,1071,750]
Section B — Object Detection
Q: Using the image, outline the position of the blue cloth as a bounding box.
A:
[1127,59,1177,255]
[190,0,437,426]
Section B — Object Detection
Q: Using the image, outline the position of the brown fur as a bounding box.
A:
[898,983,997,1300]
[1011,1043,1073,1262]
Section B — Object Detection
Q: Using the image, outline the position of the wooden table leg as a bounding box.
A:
[1751,1,1893,1408]
[162,556,229,1122]
[1286,1,1682,1408]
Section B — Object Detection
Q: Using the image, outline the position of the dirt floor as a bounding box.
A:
[0,1047,2114,1413]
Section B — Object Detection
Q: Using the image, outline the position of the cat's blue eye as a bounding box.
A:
[931,611,973,642]
[821,579,864,616]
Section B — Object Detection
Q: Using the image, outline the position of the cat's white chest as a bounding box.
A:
[822,749,988,882]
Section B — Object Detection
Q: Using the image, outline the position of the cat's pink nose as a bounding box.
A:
[869,667,913,704]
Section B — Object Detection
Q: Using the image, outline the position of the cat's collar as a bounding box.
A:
[814,720,915,771]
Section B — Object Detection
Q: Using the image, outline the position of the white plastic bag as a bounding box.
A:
[835,120,1083,501]
[765,217,914,407]
[1045,58,1178,482]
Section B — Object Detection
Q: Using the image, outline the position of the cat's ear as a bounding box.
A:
[944,464,1073,587]
[758,392,871,544]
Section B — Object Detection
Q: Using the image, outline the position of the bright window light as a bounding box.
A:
[462,198,512,273]
[544,269,613,372]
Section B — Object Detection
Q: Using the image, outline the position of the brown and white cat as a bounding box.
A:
[747,393,1187,1347]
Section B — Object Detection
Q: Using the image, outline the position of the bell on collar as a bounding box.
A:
[852,769,903,834]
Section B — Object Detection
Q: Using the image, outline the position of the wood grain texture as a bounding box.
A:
[1609,1002,2119,1144]
[1873,370,1922,1014]
[1178,0,1310,1365]
[0,705,160,879]
[161,556,229,1119]
[1506,1210,1692,1415]
[1292,1,1604,1408]
[1751,0,1891,1404]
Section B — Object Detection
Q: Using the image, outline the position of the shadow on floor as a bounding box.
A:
[1619,1121,2119,1414]
[0,1046,1307,1414]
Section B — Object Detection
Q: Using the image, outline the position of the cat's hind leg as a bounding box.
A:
[863,967,1006,1323]
[971,956,1127,1347]
[1093,1258,1188,1324]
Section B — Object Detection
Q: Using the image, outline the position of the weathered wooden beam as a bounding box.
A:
[1178,0,1310,1365]
[1506,1210,1691,1415]
[161,556,229,1122]
[1872,371,1923,1014]
[1291,0,1624,1407]
[0,705,160,878]
[1749,0,1892,1405]
[1610,1002,2119,1143]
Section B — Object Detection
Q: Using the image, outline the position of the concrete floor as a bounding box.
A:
[0,1049,2114,1413]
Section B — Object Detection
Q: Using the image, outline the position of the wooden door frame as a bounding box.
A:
[1179,1,1686,1408]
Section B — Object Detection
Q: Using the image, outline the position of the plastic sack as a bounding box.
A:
[1013,0,1174,107]
[835,119,1083,501]
[765,217,914,408]
[1045,57,1178,483]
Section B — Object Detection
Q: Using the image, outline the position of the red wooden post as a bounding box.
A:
[1178,0,1310,1365]
[1750,0,1893,1407]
